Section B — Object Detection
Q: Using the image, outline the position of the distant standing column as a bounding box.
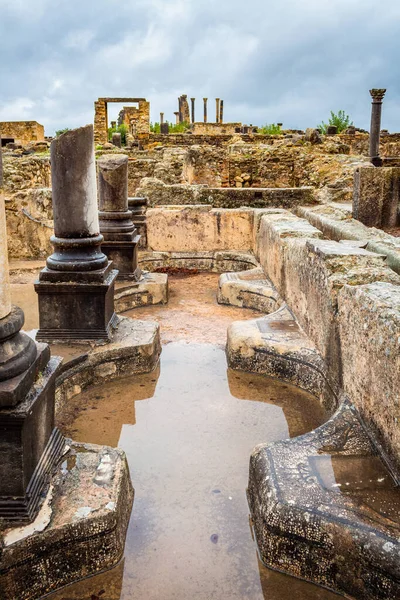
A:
[216,98,220,124]
[369,88,386,166]
[191,98,195,124]
[203,98,208,123]
[219,100,224,124]
[160,112,164,125]
[174,112,180,125]
[98,154,141,281]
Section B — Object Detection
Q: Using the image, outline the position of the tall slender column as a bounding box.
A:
[35,125,118,341]
[191,98,195,124]
[174,112,180,125]
[216,98,220,124]
[0,145,63,522]
[219,99,224,124]
[369,88,386,166]
[160,112,164,125]
[98,154,141,281]
[203,98,208,123]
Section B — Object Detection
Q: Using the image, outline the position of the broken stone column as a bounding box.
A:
[219,99,224,124]
[216,98,220,124]
[98,154,141,281]
[203,98,208,123]
[369,88,386,166]
[112,132,122,148]
[35,125,118,341]
[179,95,190,123]
[191,98,195,123]
[0,148,63,521]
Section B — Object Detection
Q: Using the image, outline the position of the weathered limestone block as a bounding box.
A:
[252,208,290,260]
[248,399,400,600]
[217,267,282,313]
[283,240,400,384]
[146,206,254,252]
[353,165,400,228]
[338,281,400,468]
[226,305,335,409]
[297,203,400,275]
[0,442,133,600]
[257,213,323,296]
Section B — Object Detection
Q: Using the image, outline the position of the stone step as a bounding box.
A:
[217,267,282,312]
[248,398,400,600]
[226,305,336,410]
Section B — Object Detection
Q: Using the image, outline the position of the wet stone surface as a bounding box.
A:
[11,273,339,599]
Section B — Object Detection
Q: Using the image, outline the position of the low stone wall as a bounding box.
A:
[137,178,315,209]
[256,211,400,468]
[146,206,254,252]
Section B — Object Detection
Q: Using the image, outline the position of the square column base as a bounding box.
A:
[35,268,118,342]
[102,238,141,281]
[0,351,63,522]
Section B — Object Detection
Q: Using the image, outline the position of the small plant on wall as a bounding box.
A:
[317,110,353,134]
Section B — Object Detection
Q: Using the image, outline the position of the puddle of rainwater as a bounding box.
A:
[51,342,339,600]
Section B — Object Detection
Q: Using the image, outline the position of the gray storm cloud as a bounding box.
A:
[0,0,399,134]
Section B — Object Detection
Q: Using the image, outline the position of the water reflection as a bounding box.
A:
[52,343,338,600]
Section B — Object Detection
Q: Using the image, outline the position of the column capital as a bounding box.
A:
[369,88,386,102]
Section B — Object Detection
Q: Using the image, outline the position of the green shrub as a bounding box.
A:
[108,123,129,145]
[258,123,282,135]
[55,128,71,137]
[318,110,353,134]
[150,121,161,133]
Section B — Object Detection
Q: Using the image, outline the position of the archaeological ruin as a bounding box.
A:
[0,89,399,600]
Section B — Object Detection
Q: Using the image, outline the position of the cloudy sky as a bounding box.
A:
[1,0,399,135]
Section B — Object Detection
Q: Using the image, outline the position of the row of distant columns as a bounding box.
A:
[161,98,224,126]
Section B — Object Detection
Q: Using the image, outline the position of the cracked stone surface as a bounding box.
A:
[248,399,400,600]
[0,441,133,600]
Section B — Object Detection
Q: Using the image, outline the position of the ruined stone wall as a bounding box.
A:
[2,153,53,258]
[191,123,242,135]
[0,121,44,144]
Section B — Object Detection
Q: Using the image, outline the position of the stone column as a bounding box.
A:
[191,98,195,124]
[216,98,220,124]
[98,154,141,281]
[203,98,208,123]
[369,88,386,166]
[112,132,122,148]
[35,125,118,341]
[111,120,116,129]
[0,146,63,521]
[160,112,164,125]
[174,112,180,125]
[219,99,224,124]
